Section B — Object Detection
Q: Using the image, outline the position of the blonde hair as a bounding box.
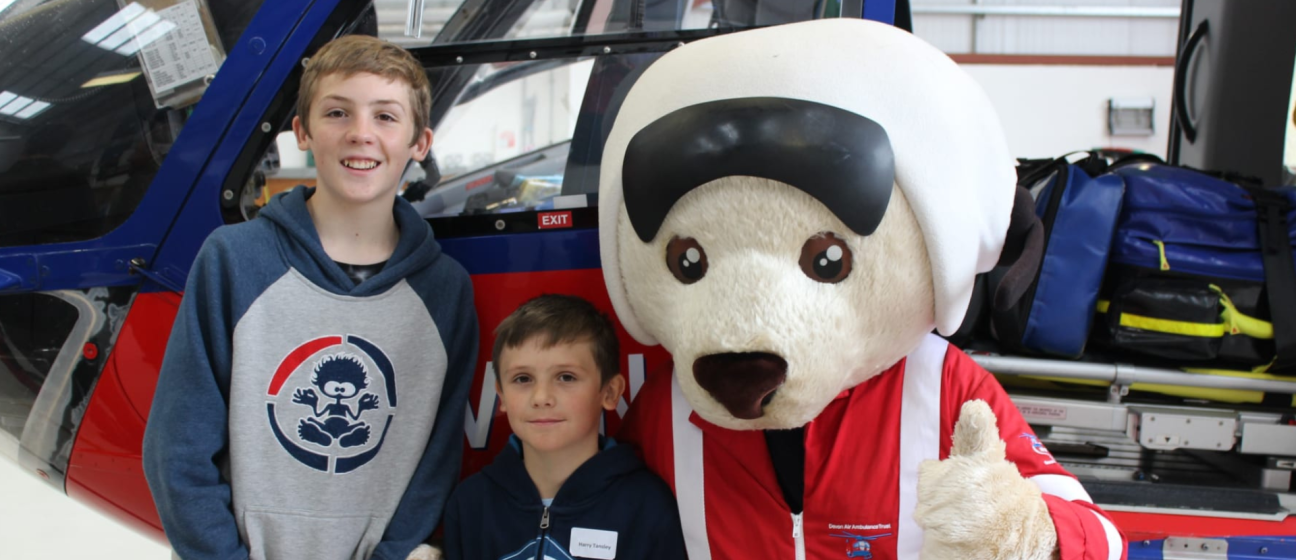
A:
[297,35,431,145]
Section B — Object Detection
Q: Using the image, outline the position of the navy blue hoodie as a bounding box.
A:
[143,186,478,560]
[444,437,687,560]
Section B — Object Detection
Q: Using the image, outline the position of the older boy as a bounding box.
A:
[143,35,477,560]
[442,294,685,560]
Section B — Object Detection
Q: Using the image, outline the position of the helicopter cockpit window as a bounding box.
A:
[0,0,262,248]
[381,0,795,48]
[0,292,78,447]
[367,0,816,218]
[406,57,593,217]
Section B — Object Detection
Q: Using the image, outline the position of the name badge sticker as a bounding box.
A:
[569,527,618,559]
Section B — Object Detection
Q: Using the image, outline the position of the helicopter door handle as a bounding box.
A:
[1174,20,1209,144]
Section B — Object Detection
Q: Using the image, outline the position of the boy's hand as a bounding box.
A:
[406,544,442,560]
[293,388,318,407]
[359,393,380,411]
[913,400,1059,560]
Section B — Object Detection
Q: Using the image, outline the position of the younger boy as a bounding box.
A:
[443,295,686,559]
[143,35,477,560]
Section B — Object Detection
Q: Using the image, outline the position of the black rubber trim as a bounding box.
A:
[426,206,598,238]
[1250,187,1296,372]
[622,97,894,242]
[408,28,751,67]
[1085,480,1283,514]
[1173,20,1209,144]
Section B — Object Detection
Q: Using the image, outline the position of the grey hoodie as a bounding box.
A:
[144,186,479,560]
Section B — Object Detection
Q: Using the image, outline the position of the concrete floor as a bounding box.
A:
[0,457,170,559]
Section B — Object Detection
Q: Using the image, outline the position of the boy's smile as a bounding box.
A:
[497,339,624,461]
[292,71,432,208]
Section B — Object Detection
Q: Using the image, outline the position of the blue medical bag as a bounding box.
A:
[1094,163,1296,373]
[990,153,1126,358]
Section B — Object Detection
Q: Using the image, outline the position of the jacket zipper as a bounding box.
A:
[792,512,805,560]
[535,506,550,560]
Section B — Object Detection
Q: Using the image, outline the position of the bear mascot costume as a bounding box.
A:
[602,18,1126,560]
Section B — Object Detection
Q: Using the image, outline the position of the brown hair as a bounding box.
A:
[296,35,431,145]
[492,294,621,385]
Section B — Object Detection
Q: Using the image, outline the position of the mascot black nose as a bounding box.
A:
[692,352,788,420]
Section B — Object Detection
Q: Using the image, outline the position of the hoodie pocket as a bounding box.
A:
[241,508,390,560]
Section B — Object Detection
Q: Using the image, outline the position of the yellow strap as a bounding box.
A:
[1251,356,1277,374]
[1118,312,1226,337]
[1152,240,1171,271]
[1005,370,1296,406]
[1100,286,1272,340]
[1209,284,1274,339]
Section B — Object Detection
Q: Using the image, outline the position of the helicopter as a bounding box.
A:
[830,531,892,559]
[1,0,1293,555]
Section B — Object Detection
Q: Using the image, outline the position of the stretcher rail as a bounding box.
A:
[972,354,1296,394]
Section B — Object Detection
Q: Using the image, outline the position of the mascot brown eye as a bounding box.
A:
[799,233,852,283]
[666,236,708,284]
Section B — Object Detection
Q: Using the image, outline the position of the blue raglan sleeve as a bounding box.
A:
[142,235,249,560]
[372,268,479,560]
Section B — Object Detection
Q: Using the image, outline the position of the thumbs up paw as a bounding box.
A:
[406,544,442,560]
[913,400,1058,560]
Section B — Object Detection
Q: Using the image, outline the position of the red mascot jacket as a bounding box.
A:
[617,334,1127,560]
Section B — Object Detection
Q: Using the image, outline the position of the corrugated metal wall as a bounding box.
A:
[912,0,1180,56]
[377,0,1183,56]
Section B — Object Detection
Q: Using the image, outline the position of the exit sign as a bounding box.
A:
[538,211,573,229]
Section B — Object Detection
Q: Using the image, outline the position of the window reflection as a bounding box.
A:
[0,0,260,247]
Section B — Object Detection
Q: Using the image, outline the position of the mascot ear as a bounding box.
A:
[990,186,1044,316]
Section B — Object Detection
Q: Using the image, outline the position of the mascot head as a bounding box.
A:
[599,19,1016,430]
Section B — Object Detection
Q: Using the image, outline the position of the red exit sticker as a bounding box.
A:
[538,211,573,229]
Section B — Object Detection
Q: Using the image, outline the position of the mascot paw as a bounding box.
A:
[405,544,442,560]
[914,400,1058,560]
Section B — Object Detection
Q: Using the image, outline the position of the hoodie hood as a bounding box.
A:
[483,436,645,510]
[258,186,443,297]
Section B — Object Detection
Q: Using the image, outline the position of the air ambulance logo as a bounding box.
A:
[1019,433,1057,466]
[266,335,396,473]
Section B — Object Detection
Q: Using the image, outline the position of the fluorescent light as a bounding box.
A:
[100,10,159,50]
[82,2,145,44]
[82,3,175,57]
[0,91,49,120]
[98,22,138,50]
[0,95,33,116]
[81,71,142,88]
[14,101,50,119]
[128,10,161,33]
[115,19,175,56]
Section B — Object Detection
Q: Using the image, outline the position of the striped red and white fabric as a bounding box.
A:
[617,334,1126,560]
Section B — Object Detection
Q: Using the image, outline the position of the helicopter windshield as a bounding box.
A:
[265,0,824,219]
[0,0,261,248]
